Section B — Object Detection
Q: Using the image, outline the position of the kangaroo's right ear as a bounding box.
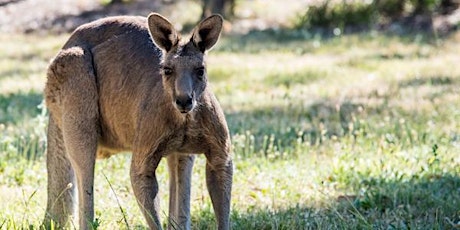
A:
[147,13,179,52]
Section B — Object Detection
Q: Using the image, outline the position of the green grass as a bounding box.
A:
[1,26,460,229]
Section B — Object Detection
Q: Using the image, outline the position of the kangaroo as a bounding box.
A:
[43,13,233,230]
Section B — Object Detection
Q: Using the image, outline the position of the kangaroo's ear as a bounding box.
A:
[148,13,179,52]
[191,14,223,53]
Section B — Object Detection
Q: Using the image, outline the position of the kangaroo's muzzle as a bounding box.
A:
[175,94,195,113]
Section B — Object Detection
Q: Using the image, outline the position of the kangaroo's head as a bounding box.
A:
[147,13,223,114]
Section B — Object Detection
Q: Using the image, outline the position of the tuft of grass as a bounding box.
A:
[265,68,326,88]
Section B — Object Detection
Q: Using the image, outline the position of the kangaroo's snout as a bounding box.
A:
[175,94,195,113]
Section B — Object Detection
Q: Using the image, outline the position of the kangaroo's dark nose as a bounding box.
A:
[175,95,194,112]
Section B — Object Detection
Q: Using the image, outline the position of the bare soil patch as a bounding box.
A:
[0,0,161,34]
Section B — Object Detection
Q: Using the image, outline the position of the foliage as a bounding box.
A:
[296,0,376,29]
[410,0,442,14]
[296,0,450,30]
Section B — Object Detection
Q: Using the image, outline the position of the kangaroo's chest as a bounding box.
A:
[160,120,208,155]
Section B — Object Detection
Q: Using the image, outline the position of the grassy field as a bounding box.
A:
[1,22,460,229]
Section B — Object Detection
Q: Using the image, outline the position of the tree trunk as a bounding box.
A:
[201,0,235,19]
[109,0,123,5]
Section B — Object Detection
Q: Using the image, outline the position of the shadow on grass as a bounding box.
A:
[191,174,460,229]
[225,100,365,157]
[398,75,457,88]
[216,26,444,54]
[0,91,44,124]
[225,68,460,158]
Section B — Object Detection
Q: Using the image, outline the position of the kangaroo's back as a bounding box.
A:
[63,16,149,49]
[47,16,165,154]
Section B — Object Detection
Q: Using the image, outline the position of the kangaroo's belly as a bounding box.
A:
[90,27,164,157]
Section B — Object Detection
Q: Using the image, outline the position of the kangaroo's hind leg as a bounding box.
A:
[44,46,100,230]
[167,153,195,230]
[43,116,76,229]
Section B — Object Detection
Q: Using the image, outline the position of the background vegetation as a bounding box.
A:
[1,0,460,229]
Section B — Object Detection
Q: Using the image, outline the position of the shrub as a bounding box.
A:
[296,0,449,30]
[410,0,442,14]
[296,0,376,29]
[375,0,405,19]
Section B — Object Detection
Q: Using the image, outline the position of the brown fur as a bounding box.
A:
[43,13,233,230]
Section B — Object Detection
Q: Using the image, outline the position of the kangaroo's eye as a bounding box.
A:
[196,68,205,80]
[163,67,173,76]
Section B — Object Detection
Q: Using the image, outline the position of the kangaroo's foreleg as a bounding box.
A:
[205,151,233,230]
[167,154,195,230]
[43,116,76,229]
[131,152,163,229]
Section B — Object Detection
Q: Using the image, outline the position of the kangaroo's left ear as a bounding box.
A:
[191,15,223,53]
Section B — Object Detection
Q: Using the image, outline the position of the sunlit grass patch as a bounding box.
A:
[265,67,327,87]
[0,34,65,94]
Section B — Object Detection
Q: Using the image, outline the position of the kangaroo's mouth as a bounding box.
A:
[174,98,196,114]
[177,107,193,114]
